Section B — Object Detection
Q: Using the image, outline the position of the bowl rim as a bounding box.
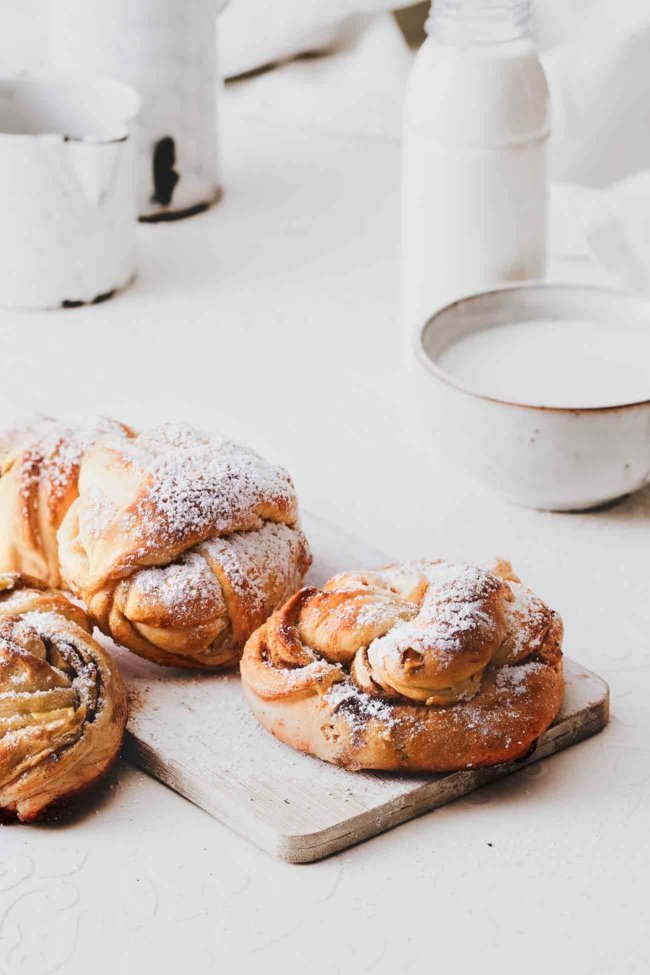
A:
[414,281,650,413]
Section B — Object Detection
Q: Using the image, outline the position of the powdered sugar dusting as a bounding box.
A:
[502,583,549,659]
[200,521,308,617]
[83,484,120,541]
[0,414,129,507]
[325,680,398,732]
[86,424,299,551]
[2,616,45,648]
[366,561,502,667]
[119,521,308,632]
[433,660,548,746]
[354,595,415,630]
[496,660,545,696]
[281,657,340,686]
[21,610,75,637]
[128,552,225,625]
[0,607,104,733]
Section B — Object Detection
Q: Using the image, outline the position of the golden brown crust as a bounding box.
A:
[58,425,312,669]
[0,416,133,587]
[0,573,127,821]
[240,560,564,771]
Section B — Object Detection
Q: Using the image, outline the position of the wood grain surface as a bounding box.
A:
[114,513,609,863]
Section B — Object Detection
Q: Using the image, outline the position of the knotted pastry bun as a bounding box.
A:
[0,573,127,821]
[58,424,312,669]
[240,559,564,771]
[0,415,133,587]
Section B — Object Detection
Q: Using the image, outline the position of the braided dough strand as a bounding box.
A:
[0,416,133,587]
[58,425,311,669]
[241,560,564,772]
[0,574,127,821]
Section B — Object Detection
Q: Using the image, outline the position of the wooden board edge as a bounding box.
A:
[121,732,287,856]
[122,669,610,865]
[272,676,610,863]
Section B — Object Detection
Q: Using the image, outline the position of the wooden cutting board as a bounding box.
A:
[112,513,609,863]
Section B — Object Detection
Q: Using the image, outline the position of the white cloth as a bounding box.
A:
[220,0,650,189]
[3,1,650,290]
[223,14,412,141]
[220,1,650,296]
[542,0,650,187]
[219,0,413,78]
[5,0,650,186]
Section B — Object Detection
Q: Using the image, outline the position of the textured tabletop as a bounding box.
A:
[0,91,648,975]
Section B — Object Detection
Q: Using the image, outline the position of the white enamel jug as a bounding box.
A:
[0,75,140,309]
[51,0,222,221]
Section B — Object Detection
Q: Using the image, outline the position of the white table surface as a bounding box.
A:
[1,94,649,975]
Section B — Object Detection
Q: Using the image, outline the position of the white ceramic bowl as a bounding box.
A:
[414,283,650,511]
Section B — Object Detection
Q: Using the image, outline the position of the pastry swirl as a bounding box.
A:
[0,573,127,821]
[240,559,564,771]
[58,424,312,669]
[0,415,133,587]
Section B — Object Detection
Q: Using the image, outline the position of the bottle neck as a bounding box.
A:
[427,0,531,44]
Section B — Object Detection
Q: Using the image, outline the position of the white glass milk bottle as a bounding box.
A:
[402,0,550,351]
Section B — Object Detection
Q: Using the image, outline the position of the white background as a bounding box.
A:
[1,7,650,974]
